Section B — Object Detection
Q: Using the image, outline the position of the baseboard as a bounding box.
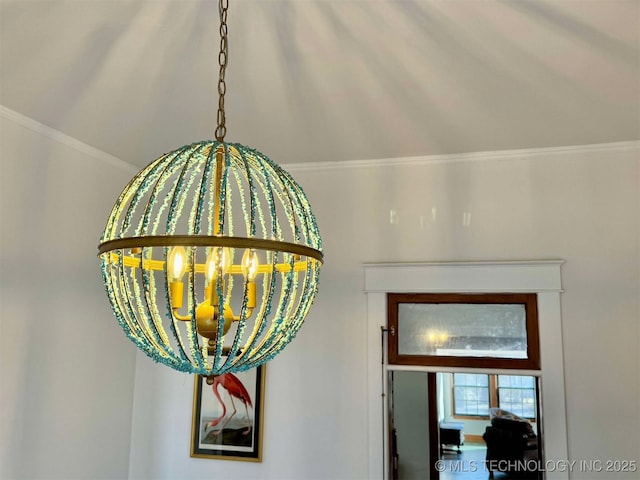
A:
[464,434,485,444]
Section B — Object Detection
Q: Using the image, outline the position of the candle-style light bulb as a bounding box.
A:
[241,249,259,281]
[205,247,232,284]
[167,246,189,316]
[221,247,232,275]
[241,248,259,310]
[167,246,188,281]
[205,249,216,284]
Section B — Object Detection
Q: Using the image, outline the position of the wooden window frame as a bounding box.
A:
[496,374,538,419]
[387,292,541,370]
[451,373,537,421]
[451,373,491,418]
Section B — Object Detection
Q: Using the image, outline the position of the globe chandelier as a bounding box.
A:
[98,0,323,378]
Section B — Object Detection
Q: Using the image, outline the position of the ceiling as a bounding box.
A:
[1,0,638,168]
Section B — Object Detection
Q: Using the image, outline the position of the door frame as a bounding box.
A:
[365,260,568,480]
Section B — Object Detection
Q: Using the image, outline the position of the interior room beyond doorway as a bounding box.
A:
[392,370,541,480]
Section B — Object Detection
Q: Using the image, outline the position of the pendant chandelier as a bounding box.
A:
[98,0,323,376]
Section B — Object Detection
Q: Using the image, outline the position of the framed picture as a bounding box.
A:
[191,365,265,462]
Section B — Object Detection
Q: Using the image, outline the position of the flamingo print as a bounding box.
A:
[205,373,253,436]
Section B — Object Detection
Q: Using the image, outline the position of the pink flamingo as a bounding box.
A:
[205,373,253,435]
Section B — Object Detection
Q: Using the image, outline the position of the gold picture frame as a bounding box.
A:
[191,365,265,462]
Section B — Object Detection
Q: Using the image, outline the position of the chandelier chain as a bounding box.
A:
[216,0,229,141]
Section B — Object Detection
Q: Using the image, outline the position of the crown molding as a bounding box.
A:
[284,140,640,172]
[3,104,637,174]
[1,105,138,174]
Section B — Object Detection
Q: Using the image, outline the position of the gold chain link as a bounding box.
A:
[215,0,229,141]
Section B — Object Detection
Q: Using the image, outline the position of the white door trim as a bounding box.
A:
[365,260,568,480]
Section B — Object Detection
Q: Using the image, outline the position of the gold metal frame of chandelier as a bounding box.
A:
[98,235,324,263]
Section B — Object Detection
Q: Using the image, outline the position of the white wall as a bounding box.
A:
[393,371,430,480]
[127,142,639,479]
[0,113,137,479]
[1,113,637,480]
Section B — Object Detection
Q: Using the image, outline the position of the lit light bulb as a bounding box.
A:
[167,246,188,280]
[241,248,259,310]
[167,246,189,315]
[205,247,232,283]
[241,249,259,281]
[439,333,448,343]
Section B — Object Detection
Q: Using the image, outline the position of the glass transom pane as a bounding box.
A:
[397,303,528,359]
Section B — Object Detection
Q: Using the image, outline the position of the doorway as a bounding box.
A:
[389,369,542,480]
[387,292,543,479]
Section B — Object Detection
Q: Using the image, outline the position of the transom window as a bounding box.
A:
[388,293,540,370]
